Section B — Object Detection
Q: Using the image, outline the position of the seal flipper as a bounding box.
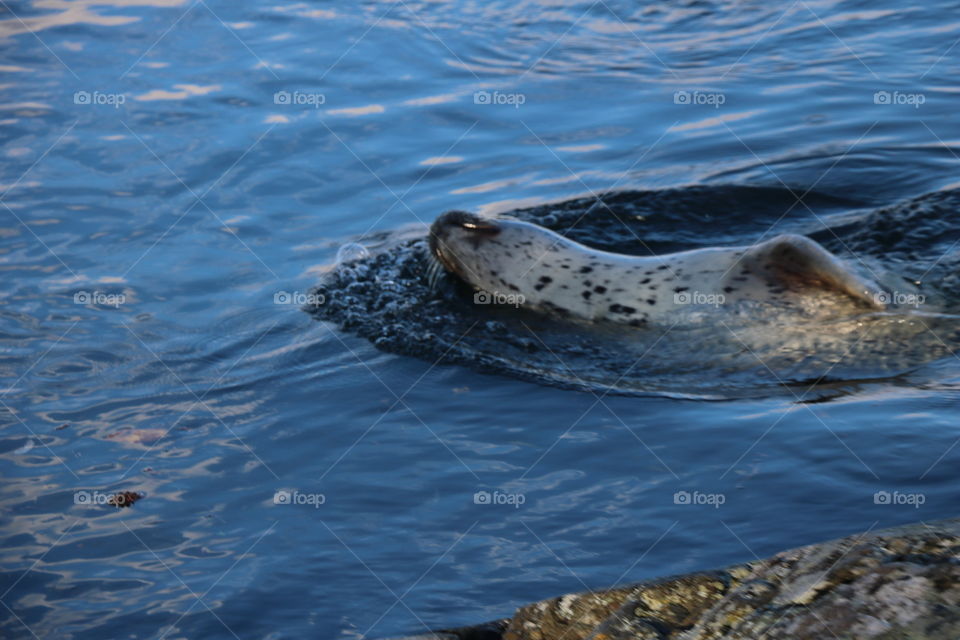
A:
[749,234,886,310]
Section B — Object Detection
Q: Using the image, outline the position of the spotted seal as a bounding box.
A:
[428,210,889,326]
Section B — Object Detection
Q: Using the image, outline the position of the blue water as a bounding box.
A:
[2,1,960,638]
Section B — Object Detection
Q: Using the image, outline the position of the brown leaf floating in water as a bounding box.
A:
[108,491,143,508]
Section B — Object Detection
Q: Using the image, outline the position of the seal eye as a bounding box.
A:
[461,219,500,235]
[432,210,501,235]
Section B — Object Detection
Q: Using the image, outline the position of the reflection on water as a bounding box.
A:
[1,0,960,638]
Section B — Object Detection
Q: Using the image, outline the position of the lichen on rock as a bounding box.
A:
[388,518,960,640]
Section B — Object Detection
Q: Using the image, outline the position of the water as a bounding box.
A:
[1,1,959,638]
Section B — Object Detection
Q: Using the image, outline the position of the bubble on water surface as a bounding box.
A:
[337,243,370,265]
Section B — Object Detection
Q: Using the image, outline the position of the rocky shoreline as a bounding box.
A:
[389,518,960,640]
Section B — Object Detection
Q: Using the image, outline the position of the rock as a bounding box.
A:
[502,571,743,640]
[386,518,960,640]
[384,619,509,640]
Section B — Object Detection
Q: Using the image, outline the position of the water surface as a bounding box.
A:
[2,1,960,638]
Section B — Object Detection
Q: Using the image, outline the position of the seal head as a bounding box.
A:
[430,210,599,316]
[429,211,503,282]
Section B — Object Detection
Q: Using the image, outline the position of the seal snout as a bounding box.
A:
[429,210,501,274]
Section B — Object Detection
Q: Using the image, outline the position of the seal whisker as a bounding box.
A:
[424,250,444,292]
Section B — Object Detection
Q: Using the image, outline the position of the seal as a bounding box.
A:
[428,210,888,326]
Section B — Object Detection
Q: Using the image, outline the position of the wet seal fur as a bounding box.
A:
[429,210,888,326]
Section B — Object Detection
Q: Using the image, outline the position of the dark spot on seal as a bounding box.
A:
[581,291,592,300]
[647,298,657,305]
[673,286,689,293]
[609,304,636,315]
[534,275,553,291]
[640,278,651,284]
[579,266,593,274]
[724,286,736,293]
[657,265,669,270]
[593,285,607,294]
